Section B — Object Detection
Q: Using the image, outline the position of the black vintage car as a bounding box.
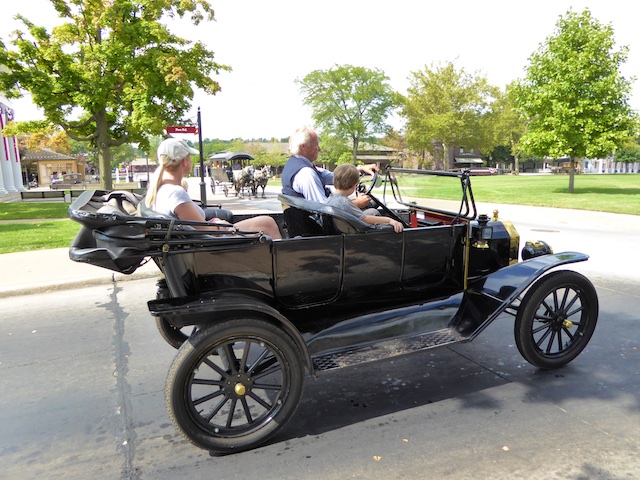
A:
[68,168,598,455]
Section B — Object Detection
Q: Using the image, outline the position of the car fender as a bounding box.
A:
[452,252,590,338]
[148,293,313,374]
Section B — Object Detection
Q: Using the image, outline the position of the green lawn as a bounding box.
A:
[0,219,80,254]
[0,173,637,254]
[0,203,79,254]
[0,202,70,220]
[392,173,639,215]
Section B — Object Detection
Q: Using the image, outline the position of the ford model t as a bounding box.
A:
[68,168,598,454]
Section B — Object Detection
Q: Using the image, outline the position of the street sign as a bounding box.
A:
[166,125,199,134]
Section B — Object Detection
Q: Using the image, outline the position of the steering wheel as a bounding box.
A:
[357,171,379,196]
[357,171,408,227]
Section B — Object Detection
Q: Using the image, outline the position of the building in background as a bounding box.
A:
[20,149,83,186]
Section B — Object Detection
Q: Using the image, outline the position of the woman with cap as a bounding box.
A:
[145,137,282,239]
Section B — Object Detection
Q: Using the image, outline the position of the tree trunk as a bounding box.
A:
[95,110,113,190]
[511,136,520,174]
[568,156,576,193]
[98,143,113,190]
[351,136,359,163]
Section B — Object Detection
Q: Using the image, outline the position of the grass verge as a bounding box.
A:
[0,219,80,254]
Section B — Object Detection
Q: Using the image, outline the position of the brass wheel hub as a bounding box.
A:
[226,373,252,397]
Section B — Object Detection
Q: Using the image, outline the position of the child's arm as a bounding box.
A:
[363,215,404,233]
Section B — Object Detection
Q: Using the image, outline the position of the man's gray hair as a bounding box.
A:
[289,126,315,155]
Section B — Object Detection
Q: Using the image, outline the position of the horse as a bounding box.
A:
[252,165,271,198]
[232,165,255,198]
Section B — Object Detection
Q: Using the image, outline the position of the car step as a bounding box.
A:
[312,327,465,372]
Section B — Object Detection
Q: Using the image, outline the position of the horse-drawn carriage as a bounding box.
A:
[210,167,232,197]
[231,164,271,198]
[68,168,598,455]
[209,152,271,198]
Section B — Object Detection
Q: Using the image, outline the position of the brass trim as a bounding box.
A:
[501,220,520,265]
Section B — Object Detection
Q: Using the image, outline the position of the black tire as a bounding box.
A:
[155,316,196,349]
[154,280,194,349]
[515,270,598,369]
[165,318,304,454]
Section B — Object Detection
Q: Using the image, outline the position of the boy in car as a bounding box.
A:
[326,163,403,233]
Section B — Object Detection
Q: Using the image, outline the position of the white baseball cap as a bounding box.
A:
[157,137,199,162]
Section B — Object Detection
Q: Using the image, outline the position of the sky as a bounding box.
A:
[1,0,639,141]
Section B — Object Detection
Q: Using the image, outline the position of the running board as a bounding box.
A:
[312,328,466,373]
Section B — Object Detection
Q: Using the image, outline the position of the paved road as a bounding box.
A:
[0,275,638,480]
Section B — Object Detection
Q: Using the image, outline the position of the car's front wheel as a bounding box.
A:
[165,318,304,454]
[515,270,598,369]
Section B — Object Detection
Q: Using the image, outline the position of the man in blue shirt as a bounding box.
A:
[281,126,378,209]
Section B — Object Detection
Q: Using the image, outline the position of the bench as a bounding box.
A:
[70,187,146,199]
[20,190,66,201]
[20,187,145,202]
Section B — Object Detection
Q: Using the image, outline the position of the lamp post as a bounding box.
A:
[197,107,207,207]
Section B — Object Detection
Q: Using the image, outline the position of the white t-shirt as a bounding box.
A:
[326,193,366,220]
[153,184,205,219]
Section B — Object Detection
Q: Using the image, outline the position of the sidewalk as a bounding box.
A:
[1,182,638,298]
[0,181,278,299]
[0,247,160,299]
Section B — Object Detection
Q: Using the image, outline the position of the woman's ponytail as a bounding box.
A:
[144,161,166,208]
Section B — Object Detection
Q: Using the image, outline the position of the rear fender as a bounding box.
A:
[451,252,589,337]
[148,293,313,373]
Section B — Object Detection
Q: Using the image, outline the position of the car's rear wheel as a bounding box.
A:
[166,318,304,454]
[515,270,598,369]
[154,280,195,349]
[155,316,196,349]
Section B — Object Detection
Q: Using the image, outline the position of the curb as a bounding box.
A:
[0,269,160,299]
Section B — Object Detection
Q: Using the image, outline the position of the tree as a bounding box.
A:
[111,143,137,169]
[513,8,637,192]
[245,142,267,163]
[489,84,528,173]
[403,61,498,170]
[17,124,70,152]
[0,0,229,189]
[227,138,247,153]
[379,128,431,169]
[202,138,230,158]
[317,134,350,167]
[245,141,287,169]
[296,65,399,162]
